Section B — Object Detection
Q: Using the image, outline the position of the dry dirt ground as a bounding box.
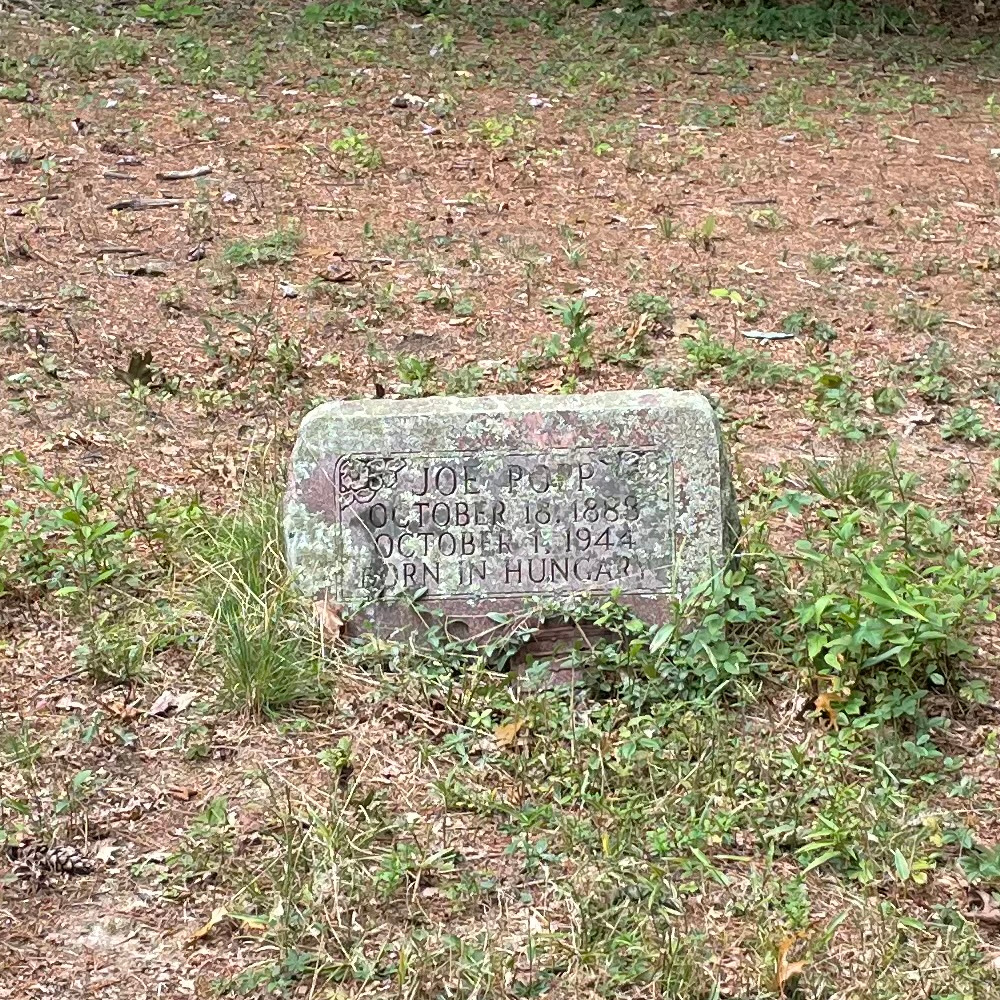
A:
[4,2,1000,998]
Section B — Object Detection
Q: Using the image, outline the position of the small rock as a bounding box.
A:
[391,93,426,110]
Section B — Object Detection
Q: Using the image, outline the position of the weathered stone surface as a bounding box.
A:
[284,389,738,640]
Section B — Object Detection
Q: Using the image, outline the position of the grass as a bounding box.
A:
[329,127,383,176]
[3,3,1000,996]
[191,695,991,998]
[894,299,945,333]
[678,0,919,43]
[222,225,302,268]
[126,480,997,995]
[678,330,797,387]
[188,491,326,716]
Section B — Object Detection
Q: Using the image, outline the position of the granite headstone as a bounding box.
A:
[284,389,738,640]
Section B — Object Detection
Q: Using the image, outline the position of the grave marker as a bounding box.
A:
[285,389,738,639]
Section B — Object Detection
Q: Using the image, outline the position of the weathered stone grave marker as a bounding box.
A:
[285,389,737,641]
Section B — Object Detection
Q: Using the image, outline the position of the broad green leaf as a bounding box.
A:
[893,848,910,881]
[800,848,841,873]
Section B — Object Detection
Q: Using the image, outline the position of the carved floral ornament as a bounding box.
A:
[337,454,406,509]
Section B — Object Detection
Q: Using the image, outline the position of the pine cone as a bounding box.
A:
[6,842,96,877]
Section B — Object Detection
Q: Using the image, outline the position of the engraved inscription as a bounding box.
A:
[335,448,675,601]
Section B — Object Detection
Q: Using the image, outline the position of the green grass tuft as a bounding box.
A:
[190,491,324,716]
[222,226,302,268]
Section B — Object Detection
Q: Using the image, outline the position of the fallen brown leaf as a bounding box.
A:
[147,690,177,716]
[776,935,809,996]
[963,888,1000,925]
[494,719,525,748]
[897,409,935,437]
[187,906,228,944]
[147,689,198,717]
[315,599,345,644]
[672,316,701,338]
[103,697,139,720]
[815,688,849,730]
[174,690,198,712]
